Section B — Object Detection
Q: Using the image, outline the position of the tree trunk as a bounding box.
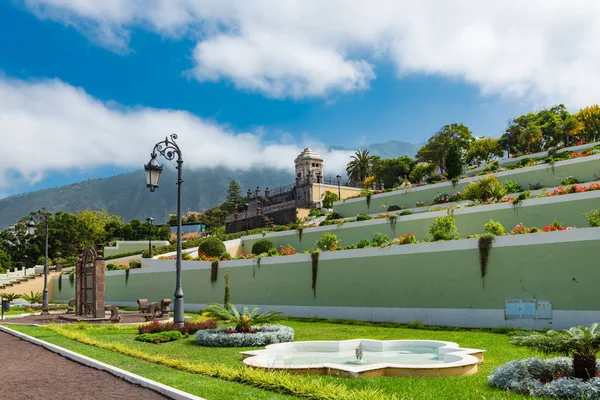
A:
[572,354,597,380]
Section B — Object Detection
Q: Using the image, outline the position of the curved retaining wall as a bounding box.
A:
[53,228,600,330]
[333,154,600,217]
[241,190,600,253]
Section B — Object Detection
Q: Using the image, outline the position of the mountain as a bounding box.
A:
[0,140,420,229]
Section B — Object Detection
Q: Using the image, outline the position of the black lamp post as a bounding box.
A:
[146,217,154,257]
[145,134,184,328]
[27,209,49,315]
[244,203,249,236]
[336,175,341,200]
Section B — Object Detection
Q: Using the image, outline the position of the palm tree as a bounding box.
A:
[511,323,600,380]
[346,149,375,184]
[559,116,583,147]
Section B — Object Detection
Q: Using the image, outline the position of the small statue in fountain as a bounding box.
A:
[355,345,363,361]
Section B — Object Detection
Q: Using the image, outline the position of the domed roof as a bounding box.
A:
[295,147,323,163]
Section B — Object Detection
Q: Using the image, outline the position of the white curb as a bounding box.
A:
[0,325,206,400]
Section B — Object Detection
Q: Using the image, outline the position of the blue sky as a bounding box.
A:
[0,1,596,197]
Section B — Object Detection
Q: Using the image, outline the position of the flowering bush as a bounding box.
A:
[394,233,418,245]
[510,223,541,235]
[195,325,294,347]
[279,245,295,256]
[488,357,600,399]
[584,209,600,227]
[540,182,600,197]
[317,232,340,251]
[433,192,462,204]
[138,320,217,335]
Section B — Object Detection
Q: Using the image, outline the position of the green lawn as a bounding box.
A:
[6,319,543,400]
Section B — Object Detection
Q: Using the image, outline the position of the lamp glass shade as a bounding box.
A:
[26,219,36,235]
[145,157,163,192]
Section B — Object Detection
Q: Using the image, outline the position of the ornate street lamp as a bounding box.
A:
[144,134,184,328]
[27,209,50,315]
[336,175,341,200]
[146,217,154,257]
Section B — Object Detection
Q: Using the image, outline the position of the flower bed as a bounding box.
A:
[488,357,600,399]
[195,325,294,347]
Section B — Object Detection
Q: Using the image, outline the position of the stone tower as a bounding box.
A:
[294,147,324,185]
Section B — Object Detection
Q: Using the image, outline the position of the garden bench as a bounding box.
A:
[137,298,148,312]
[104,305,121,322]
[160,299,171,316]
[66,298,76,314]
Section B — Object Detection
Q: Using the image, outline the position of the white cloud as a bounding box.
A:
[20,0,600,104]
[0,77,353,193]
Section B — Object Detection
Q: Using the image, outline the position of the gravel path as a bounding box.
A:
[0,330,169,400]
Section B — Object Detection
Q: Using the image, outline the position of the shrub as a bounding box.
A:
[462,175,507,203]
[135,331,183,344]
[317,233,340,251]
[399,210,413,216]
[356,214,372,221]
[503,180,523,193]
[387,205,403,212]
[220,252,232,260]
[308,208,325,217]
[20,291,43,303]
[561,176,580,185]
[138,320,217,335]
[371,233,390,247]
[356,239,371,249]
[426,174,446,184]
[321,191,339,209]
[198,236,226,258]
[433,192,461,204]
[584,209,600,227]
[325,212,342,220]
[483,220,506,236]
[36,256,53,266]
[267,248,278,256]
[195,325,294,347]
[251,239,276,255]
[429,215,460,241]
[182,253,194,260]
[105,263,123,271]
[510,223,540,235]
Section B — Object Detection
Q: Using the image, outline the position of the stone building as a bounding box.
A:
[225,148,362,234]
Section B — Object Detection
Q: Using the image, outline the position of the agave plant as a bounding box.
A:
[20,291,43,304]
[205,303,282,333]
[511,323,600,380]
[1,293,21,302]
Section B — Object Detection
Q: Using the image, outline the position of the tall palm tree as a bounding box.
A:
[346,149,375,184]
[560,116,583,147]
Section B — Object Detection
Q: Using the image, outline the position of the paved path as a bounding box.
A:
[0,331,168,400]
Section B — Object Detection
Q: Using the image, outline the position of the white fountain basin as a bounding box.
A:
[241,339,485,378]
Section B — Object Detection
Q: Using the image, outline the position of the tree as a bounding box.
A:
[409,163,436,184]
[443,143,463,180]
[518,124,542,154]
[226,180,242,205]
[346,149,376,184]
[559,115,583,147]
[321,191,339,209]
[576,104,600,142]
[465,138,505,165]
[372,156,415,188]
[511,323,600,380]
[416,123,474,174]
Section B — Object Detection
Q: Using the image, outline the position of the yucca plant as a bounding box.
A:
[511,323,600,380]
[20,291,43,304]
[205,303,282,333]
[1,293,21,302]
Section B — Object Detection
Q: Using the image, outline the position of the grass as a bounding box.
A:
[4,319,547,400]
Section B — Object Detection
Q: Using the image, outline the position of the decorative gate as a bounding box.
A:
[76,245,105,318]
